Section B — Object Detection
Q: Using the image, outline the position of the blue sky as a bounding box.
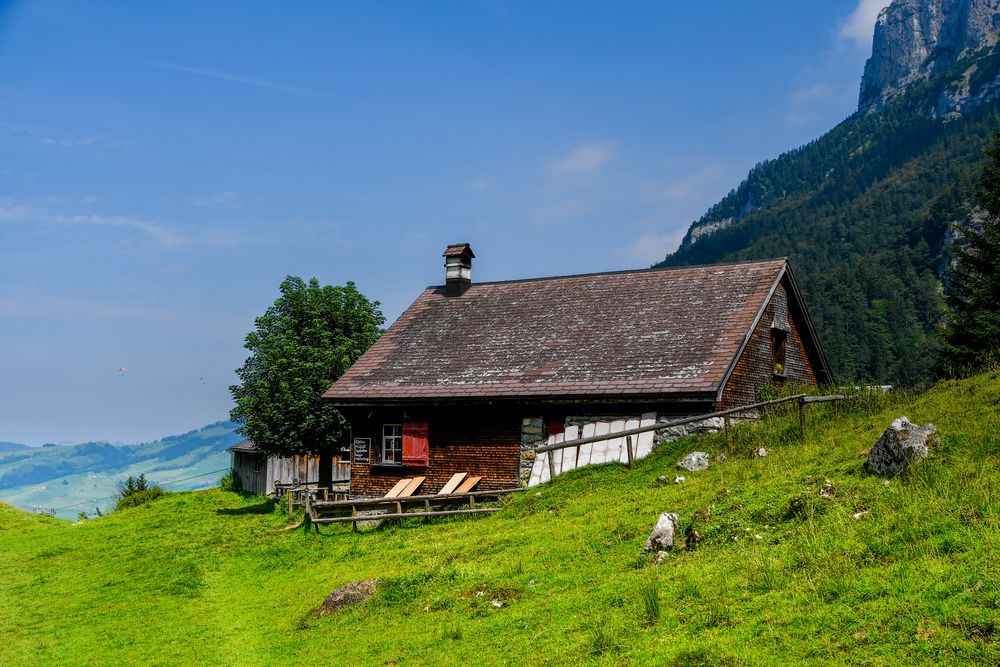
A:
[0,0,884,445]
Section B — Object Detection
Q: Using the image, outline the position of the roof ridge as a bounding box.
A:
[424,257,788,289]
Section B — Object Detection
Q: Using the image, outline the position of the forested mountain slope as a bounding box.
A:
[658,0,1000,386]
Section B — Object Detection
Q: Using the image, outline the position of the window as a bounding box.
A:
[545,418,565,438]
[771,329,787,376]
[382,424,402,464]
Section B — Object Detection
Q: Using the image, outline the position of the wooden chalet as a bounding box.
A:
[323,244,831,497]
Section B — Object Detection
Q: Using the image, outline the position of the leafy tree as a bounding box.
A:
[941,131,1000,373]
[229,276,384,478]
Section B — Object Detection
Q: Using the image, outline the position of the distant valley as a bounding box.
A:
[0,422,241,519]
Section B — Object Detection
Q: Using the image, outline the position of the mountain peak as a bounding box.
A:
[859,0,1000,112]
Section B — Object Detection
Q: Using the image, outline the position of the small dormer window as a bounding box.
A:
[771,329,787,377]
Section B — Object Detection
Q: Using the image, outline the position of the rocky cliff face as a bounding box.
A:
[859,0,1000,112]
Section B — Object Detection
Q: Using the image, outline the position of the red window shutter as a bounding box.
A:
[402,422,429,466]
[546,418,565,437]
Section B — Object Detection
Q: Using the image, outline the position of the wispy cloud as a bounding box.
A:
[192,191,242,208]
[462,176,498,193]
[144,60,350,102]
[0,201,33,221]
[0,292,178,322]
[548,140,620,175]
[0,120,130,151]
[61,214,187,248]
[618,229,688,266]
[839,0,886,48]
[659,162,727,205]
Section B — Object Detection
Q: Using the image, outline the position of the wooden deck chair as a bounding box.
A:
[397,476,426,497]
[437,473,467,495]
[454,475,482,493]
[383,478,412,499]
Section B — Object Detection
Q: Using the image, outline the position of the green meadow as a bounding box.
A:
[2,372,998,665]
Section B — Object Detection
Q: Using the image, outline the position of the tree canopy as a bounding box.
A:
[229,276,384,458]
[941,130,1000,373]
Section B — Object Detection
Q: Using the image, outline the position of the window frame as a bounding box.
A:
[381,423,403,465]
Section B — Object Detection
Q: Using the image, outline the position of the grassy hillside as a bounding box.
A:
[0,421,240,519]
[2,374,998,665]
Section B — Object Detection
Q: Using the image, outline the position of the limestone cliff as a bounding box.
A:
[859,0,1000,112]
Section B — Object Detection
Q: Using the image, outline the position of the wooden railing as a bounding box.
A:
[307,488,520,531]
[533,393,848,481]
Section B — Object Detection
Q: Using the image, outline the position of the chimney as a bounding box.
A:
[442,243,475,296]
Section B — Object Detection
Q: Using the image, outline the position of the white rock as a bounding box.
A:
[643,512,680,552]
[674,476,685,484]
[676,451,710,471]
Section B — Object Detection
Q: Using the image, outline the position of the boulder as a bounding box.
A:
[313,579,379,616]
[676,451,710,471]
[643,512,680,552]
[865,416,937,477]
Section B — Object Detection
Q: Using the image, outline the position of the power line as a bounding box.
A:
[49,467,230,512]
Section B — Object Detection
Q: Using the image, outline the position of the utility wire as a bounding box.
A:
[48,467,230,512]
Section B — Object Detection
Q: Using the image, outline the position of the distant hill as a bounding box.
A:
[657,0,1000,387]
[0,442,29,452]
[0,421,241,518]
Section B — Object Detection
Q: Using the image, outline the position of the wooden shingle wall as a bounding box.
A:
[720,281,818,409]
[349,412,521,497]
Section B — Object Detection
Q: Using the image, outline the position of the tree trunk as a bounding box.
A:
[318,449,333,489]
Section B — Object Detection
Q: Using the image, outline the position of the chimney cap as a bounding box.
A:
[443,243,475,259]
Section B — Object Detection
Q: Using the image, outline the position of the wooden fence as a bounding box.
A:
[528,393,847,486]
[307,488,519,531]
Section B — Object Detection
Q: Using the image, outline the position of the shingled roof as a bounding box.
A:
[324,258,800,404]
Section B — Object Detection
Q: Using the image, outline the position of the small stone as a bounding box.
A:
[852,511,869,520]
[674,476,685,484]
[491,599,503,608]
[676,451,710,471]
[657,475,667,483]
[716,453,728,463]
[653,550,670,565]
[819,481,835,497]
[754,534,763,540]
[535,492,542,497]
[754,448,769,458]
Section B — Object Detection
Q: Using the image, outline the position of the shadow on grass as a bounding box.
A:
[215,500,274,515]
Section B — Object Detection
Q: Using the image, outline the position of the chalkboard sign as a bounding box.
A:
[353,437,371,464]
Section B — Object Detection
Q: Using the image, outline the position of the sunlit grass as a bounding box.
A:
[1,371,999,665]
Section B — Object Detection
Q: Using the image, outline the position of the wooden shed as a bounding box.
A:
[228,440,349,495]
[324,245,831,497]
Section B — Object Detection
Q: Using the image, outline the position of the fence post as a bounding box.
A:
[724,416,733,449]
[626,435,634,467]
[547,450,556,481]
[798,397,806,438]
[287,489,293,515]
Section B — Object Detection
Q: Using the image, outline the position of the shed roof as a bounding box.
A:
[227,439,258,453]
[324,258,811,404]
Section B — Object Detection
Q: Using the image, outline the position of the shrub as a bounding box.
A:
[114,474,165,511]
[220,468,243,493]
